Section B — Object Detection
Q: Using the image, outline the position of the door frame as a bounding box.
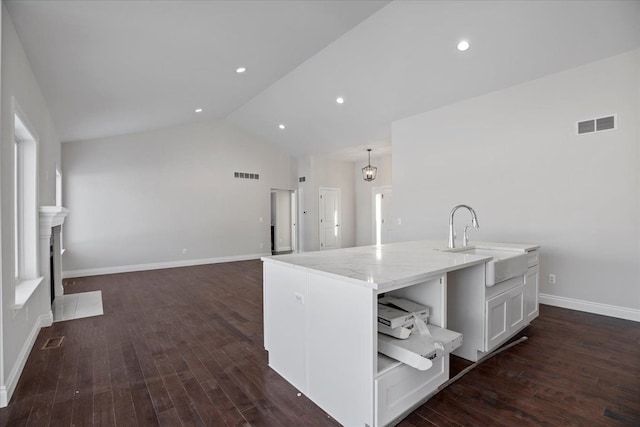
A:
[270,188,298,254]
[372,185,392,245]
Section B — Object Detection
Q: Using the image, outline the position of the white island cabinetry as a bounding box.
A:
[524,250,540,323]
[447,247,540,362]
[262,240,539,426]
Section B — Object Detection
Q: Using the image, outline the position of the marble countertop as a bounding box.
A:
[262,240,538,291]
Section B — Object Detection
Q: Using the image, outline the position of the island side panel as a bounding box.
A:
[306,272,376,427]
[263,262,309,393]
[447,264,486,361]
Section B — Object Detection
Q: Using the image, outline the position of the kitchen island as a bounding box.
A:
[262,240,539,427]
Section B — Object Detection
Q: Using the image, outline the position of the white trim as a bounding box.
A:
[62,253,270,279]
[42,311,53,327]
[1,314,50,407]
[540,293,640,322]
[0,386,6,408]
[13,276,44,309]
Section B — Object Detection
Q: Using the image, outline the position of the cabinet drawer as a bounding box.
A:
[527,250,539,267]
[375,357,447,427]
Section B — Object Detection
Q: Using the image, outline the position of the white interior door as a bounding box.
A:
[374,186,393,245]
[319,188,340,250]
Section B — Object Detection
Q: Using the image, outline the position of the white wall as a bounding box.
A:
[392,49,640,314]
[62,120,297,276]
[355,153,392,246]
[1,5,61,406]
[298,155,355,251]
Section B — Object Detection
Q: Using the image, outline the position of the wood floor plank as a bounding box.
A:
[161,374,205,427]
[48,400,73,427]
[145,378,174,414]
[111,386,139,427]
[71,392,94,427]
[92,390,116,427]
[181,377,225,426]
[396,411,438,427]
[1,261,638,427]
[157,407,183,427]
[200,378,248,427]
[25,391,54,427]
[130,387,160,426]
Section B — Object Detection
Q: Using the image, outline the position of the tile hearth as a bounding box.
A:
[52,290,103,322]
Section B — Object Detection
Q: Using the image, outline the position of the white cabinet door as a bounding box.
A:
[485,284,525,351]
[263,264,308,393]
[508,285,525,332]
[525,265,539,324]
[486,290,509,350]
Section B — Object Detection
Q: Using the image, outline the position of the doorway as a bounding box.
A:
[373,186,393,245]
[319,187,341,250]
[270,189,297,255]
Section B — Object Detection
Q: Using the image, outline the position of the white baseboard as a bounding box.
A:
[42,311,53,327]
[1,314,50,407]
[62,252,270,279]
[540,293,640,322]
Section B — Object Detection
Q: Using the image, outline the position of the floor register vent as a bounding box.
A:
[577,115,616,135]
[42,336,64,349]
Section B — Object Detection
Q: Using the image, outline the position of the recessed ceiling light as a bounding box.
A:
[457,40,470,51]
[336,97,345,104]
[278,124,285,130]
[236,67,246,73]
[195,108,203,113]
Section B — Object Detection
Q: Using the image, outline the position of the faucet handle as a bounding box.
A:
[463,224,472,247]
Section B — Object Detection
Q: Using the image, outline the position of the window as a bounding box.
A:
[13,110,41,307]
[55,167,62,207]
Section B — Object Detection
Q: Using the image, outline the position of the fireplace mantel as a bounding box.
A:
[39,206,69,238]
[39,206,69,300]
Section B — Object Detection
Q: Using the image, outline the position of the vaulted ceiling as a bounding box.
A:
[6,1,640,158]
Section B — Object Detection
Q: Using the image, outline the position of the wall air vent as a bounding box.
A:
[234,172,259,180]
[577,119,595,135]
[577,115,616,135]
[596,116,615,131]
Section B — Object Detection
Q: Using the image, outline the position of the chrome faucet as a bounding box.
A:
[448,205,479,248]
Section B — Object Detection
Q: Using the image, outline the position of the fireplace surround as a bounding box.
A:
[39,206,68,301]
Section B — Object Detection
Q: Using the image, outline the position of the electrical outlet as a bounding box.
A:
[397,218,402,225]
[294,292,304,304]
[548,274,556,285]
[182,248,188,255]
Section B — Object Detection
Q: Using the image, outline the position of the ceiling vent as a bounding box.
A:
[577,115,616,135]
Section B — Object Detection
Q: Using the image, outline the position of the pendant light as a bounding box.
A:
[362,148,377,182]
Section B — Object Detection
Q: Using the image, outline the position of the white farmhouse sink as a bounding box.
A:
[446,247,528,286]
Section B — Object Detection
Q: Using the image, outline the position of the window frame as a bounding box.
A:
[12,101,42,308]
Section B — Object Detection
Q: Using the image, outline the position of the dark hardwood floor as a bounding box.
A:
[0,260,638,426]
